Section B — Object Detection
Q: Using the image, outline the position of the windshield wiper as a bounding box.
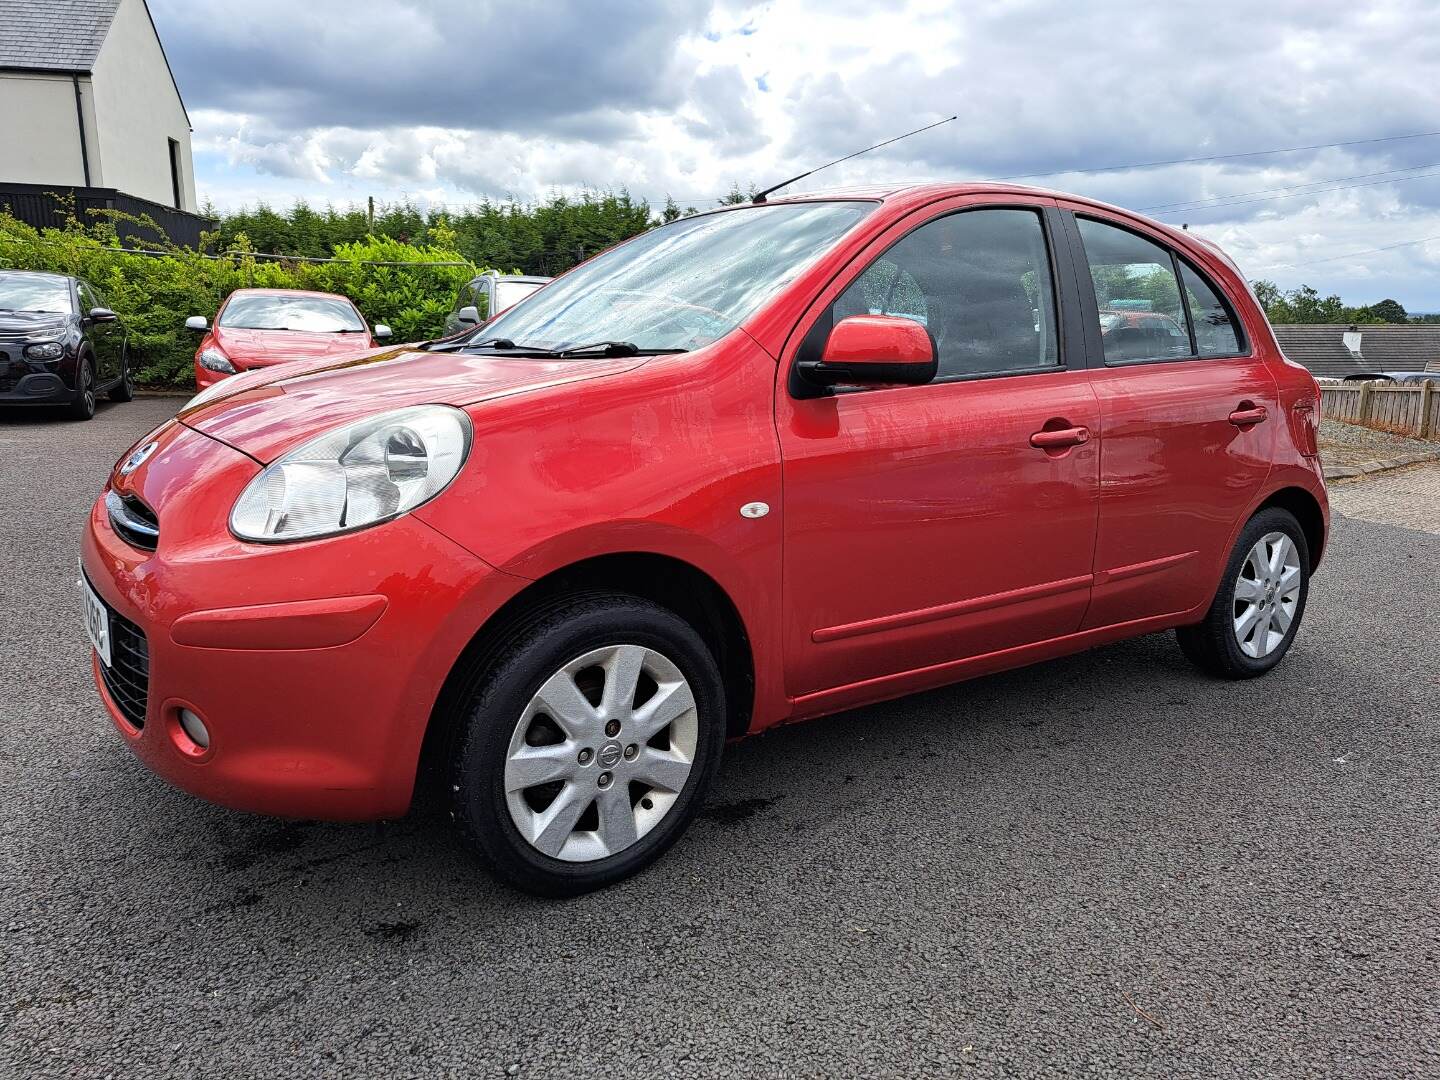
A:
[553,341,689,358]
[421,336,517,353]
[419,337,687,358]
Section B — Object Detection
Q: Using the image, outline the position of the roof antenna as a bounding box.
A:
[752,115,958,203]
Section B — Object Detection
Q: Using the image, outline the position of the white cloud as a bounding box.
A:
[156,0,1440,307]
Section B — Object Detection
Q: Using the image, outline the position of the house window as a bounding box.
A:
[168,138,182,209]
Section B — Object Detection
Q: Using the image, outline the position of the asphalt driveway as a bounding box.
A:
[2,398,1437,1079]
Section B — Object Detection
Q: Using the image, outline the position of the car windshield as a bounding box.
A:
[493,280,543,313]
[219,295,365,332]
[0,274,72,314]
[478,201,875,352]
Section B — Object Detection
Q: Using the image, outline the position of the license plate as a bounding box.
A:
[81,573,112,668]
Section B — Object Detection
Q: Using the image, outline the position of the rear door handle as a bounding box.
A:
[1228,405,1268,427]
[1030,426,1090,449]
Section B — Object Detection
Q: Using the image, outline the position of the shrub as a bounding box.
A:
[0,209,481,388]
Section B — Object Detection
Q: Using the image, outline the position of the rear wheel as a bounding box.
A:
[109,359,134,402]
[67,357,96,421]
[1177,507,1310,678]
[449,593,725,896]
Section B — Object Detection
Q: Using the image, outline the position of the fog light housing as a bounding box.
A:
[178,708,210,750]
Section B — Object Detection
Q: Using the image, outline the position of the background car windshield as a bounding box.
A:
[219,295,365,332]
[0,274,72,314]
[481,201,875,351]
[494,281,542,312]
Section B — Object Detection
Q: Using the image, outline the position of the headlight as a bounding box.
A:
[25,341,63,360]
[230,405,472,543]
[198,347,236,374]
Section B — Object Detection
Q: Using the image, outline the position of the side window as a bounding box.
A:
[831,208,1059,379]
[76,282,96,313]
[1076,216,1190,363]
[1179,262,1242,356]
[837,258,927,324]
[474,282,491,321]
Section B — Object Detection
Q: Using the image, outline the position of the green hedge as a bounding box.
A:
[0,210,484,388]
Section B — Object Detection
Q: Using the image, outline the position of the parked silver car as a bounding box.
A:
[443,271,550,334]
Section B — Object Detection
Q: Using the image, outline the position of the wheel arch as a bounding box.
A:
[417,551,757,794]
[1254,485,1327,570]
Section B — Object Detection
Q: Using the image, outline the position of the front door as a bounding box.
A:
[778,199,1101,700]
[1061,209,1278,628]
[78,281,122,384]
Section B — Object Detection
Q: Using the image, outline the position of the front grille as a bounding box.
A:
[105,490,160,550]
[100,603,150,729]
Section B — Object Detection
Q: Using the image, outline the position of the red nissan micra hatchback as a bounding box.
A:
[82,184,1327,895]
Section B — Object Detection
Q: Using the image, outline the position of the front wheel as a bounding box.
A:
[449,593,726,896]
[67,357,96,421]
[1177,507,1311,679]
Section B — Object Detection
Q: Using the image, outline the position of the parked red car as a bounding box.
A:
[186,288,391,389]
[83,184,1327,895]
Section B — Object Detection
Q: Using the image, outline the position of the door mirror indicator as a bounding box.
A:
[795,315,937,397]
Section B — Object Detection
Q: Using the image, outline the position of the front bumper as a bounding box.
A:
[0,361,76,403]
[81,420,519,820]
[193,361,229,391]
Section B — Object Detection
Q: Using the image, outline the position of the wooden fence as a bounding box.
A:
[1321,380,1439,440]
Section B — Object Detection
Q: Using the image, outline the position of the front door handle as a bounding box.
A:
[1030,426,1090,449]
[1228,404,1268,427]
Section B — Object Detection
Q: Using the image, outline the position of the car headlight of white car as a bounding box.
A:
[230,405,472,542]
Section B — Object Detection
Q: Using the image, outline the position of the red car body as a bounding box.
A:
[191,288,383,390]
[84,183,1327,825]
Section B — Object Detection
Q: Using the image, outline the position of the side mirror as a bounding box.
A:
[456,305,481,326]
[88,307,118,323]
[373,323,393,340]
[794,315,937,397]
[185,315,208,331]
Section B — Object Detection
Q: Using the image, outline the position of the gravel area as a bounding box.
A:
[3,399,1438,1079]
[1319,418,1439,470]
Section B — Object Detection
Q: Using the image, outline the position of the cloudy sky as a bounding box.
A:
[150,0,1440,308]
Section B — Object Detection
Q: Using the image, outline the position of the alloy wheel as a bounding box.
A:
[503,644,698,863]
[1232,531,1302,659]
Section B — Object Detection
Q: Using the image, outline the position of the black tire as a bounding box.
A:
[450,592,726,896]
[108,360,134,402]
[67,357,97,421]
[1177,507,1311,679]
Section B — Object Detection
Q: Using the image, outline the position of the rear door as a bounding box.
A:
[1060,208,1278,628]
[777,196,1101,699]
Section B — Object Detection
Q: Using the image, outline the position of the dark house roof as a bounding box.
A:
[1270,324,1440,378]
[0,0,121,73]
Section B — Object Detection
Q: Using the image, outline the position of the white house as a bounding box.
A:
[0,0,196,213]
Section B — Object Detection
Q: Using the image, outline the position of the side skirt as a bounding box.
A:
[779,604,1206,727]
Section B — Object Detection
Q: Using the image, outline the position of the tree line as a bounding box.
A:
[206,184,758,277]
[1250,281,1431,324]
[208,191,692,277]
[208,194,1433,324]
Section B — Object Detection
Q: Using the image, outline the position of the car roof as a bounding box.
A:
[226,288,355,303]
[475,273,550,284]
[751,180,1218,265]
[0,269,71,282]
